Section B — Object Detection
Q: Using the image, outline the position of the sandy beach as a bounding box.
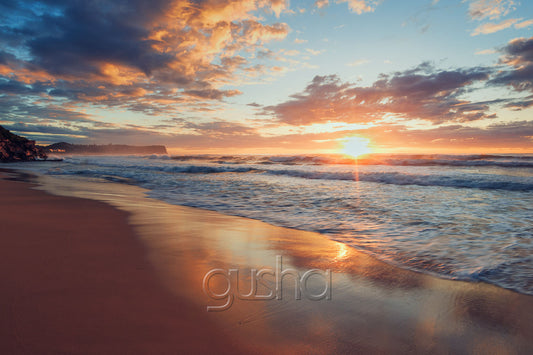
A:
[1,169,532,354]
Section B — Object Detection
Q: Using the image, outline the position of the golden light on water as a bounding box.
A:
[334,243,349,262]
[341,136,372,158]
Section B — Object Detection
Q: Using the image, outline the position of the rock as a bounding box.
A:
[0,126,48,162]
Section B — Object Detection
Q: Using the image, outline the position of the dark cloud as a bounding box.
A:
[503,94,533,110]
[0,51,17,65]
[0,95,95,123]
[20,0,182,78]
[0,78,40,94]
[490,36,533,92]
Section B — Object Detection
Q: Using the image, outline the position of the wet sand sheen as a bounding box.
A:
[1,170,533,354]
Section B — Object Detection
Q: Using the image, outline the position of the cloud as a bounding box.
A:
[6,113,533,152]
[357,120,533,150]
[264,0,290,17]
[4,87,531,152]
[314,0,380,14]
[177,119,257,137]
[0,0,290,114]
[468,0,516,21]
[490,36,533,92]
[306,49,325,55]
[3,122,92,137]
[504,98,533,110]
[468,3,531,36]
[347,59,370,67]
[184,89,242,100]
[514,19,533,29]
[281,49,301,56]
[263,63,494,125]
[471,18,519,36]
[315,0,329,9]
[262,36,533,129]
[475,49,497,55]
[337,0,380,14]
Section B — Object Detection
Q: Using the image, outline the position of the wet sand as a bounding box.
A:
[1,170,532,354]
[0,172,242,354]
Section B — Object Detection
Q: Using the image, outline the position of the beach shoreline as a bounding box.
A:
[1,168,532,354]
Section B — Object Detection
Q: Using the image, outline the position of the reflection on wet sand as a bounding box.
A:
[36,175,533,354]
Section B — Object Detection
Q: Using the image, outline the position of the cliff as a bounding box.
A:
[44,142,168,155]
[0,126,48,162]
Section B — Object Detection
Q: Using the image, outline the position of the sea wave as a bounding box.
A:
[170,153,533,168]
[266,169,533,191]
[59,157,533,192]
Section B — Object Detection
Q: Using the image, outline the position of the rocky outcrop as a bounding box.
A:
[44,142,168,155]
[0,126,47,162]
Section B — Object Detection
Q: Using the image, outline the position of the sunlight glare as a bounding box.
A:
[341,136,372,158]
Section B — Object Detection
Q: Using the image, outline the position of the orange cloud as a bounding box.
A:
[471,18,519,36]
[315,0,329,9]
[514,19,533,29]
[337,0,380,14]
[263,64,494,126]
[468,0,516,20]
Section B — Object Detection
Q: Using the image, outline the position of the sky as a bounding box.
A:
[1,0,532,154]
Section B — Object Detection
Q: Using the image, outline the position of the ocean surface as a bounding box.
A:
[9,154,533,295]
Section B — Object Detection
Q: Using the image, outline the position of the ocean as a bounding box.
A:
[9,153,533,295]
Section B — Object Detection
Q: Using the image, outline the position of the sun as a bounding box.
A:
[341,136,372,158]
